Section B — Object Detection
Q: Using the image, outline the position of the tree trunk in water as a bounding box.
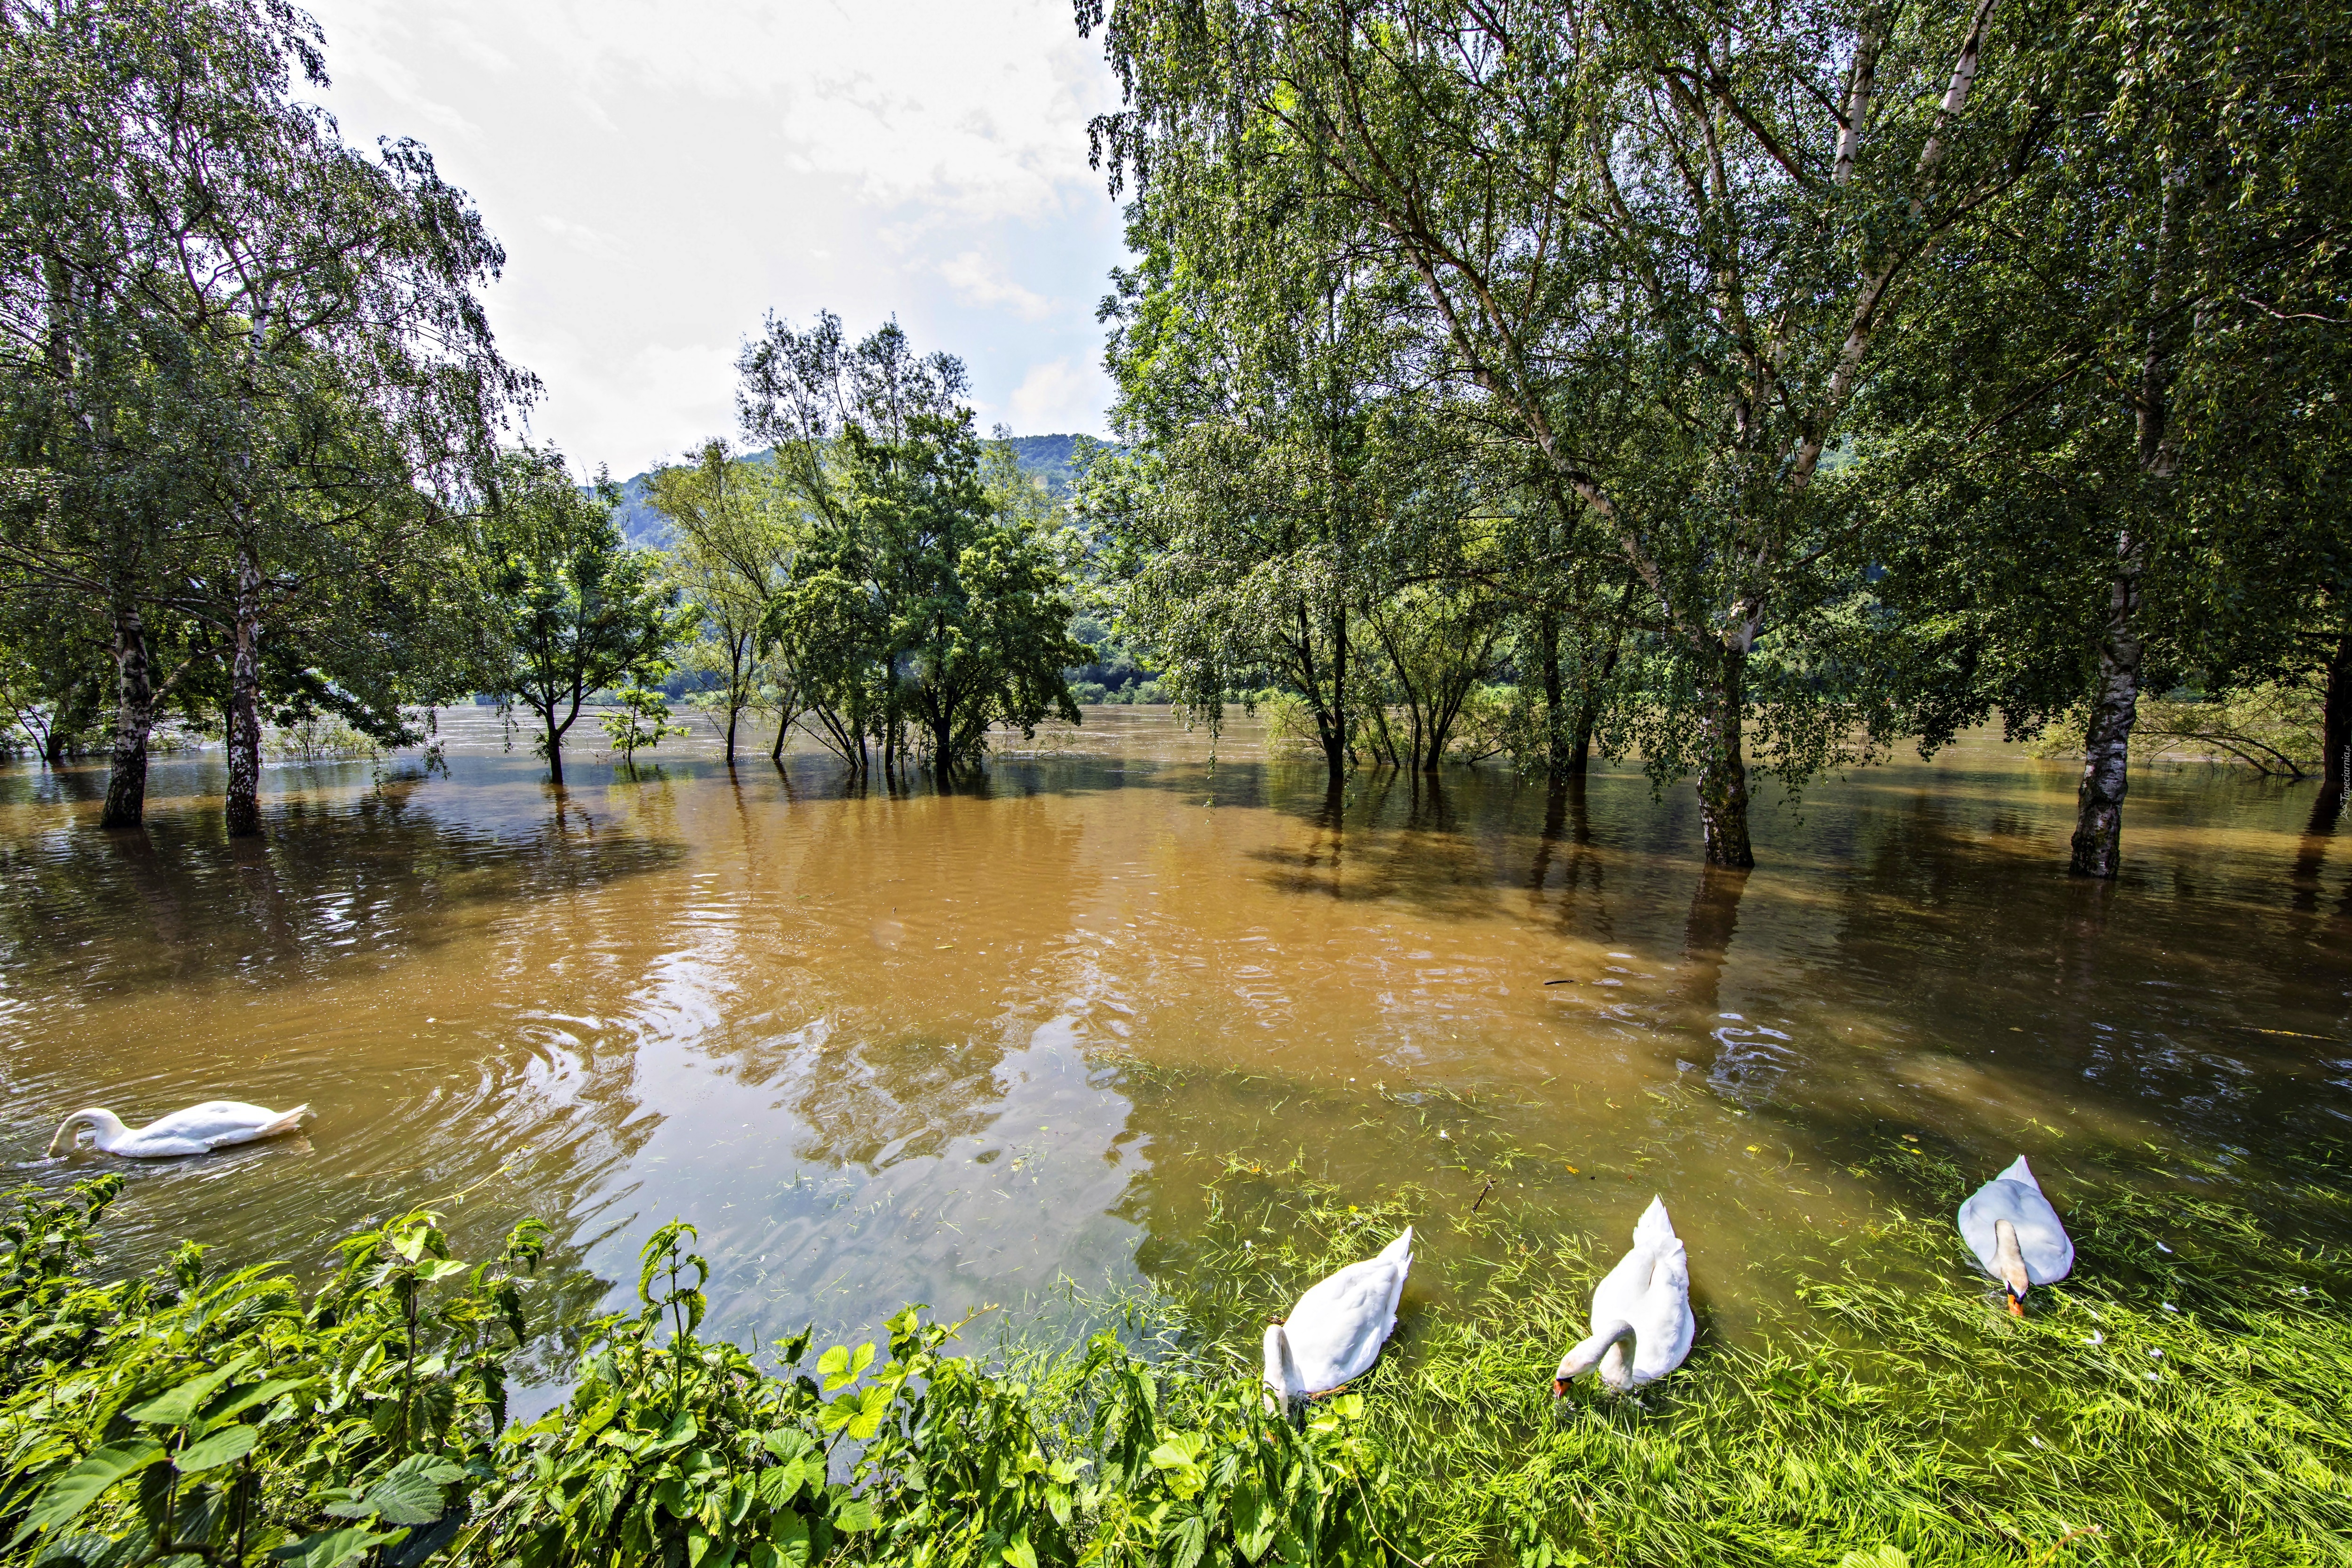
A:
[100,606,155,828]
[223,554,264,837]
[771,706,790,764]
[1696,649,1754,868]
[546,716,566,785]
[2069,533,2146,877]
[1538,611,1568,778]
[2310,625,2352,830]
[1563,699,1596,778]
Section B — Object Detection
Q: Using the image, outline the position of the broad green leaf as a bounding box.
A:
[756,1465,804,1510]
[1002,1530,1039,1568]
[269,1526,400,1568]
[1232,1479,1277,1563]
[1838,1552,1910,1568]
[360,1455,463,1525]
[173,1425,257,1473]
[844,1385,893,1442]
[207,1379,313,1426]
[761,1427,813,1463]
[127,1361,250,1427]
[645,1411,699,1455]
[770,1512,811,1568]
[1170,1513,1208,1568]
[15,1440,167,1538]
[830,1497,878,1534]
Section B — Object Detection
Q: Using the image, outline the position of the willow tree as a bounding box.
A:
[1081,0,2054,865]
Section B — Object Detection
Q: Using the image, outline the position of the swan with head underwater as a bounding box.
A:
[1959,1155,2073,1315]
[1551,1196,1695,1394]
[48,1100,310,1159]
[1262,1227,1414,1420]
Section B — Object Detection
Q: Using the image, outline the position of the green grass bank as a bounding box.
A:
[2,1140,2347,1568]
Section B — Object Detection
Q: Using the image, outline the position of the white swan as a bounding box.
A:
[1552,1196,1694,1394]
[1959,1155,2073,1314]
[1262,1226,1413,1417]
[48,1101,310,1159]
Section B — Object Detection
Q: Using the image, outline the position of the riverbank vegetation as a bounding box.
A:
[5,1138,2348,1568]
[2,0,2348,865]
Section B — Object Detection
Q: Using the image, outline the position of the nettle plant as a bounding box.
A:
[0,1191,1403,1568]
[0,1178,547,1568]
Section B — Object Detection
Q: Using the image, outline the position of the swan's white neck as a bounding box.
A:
[50,1109,129,1156]
[1554,1319,1637,1390]
[1262,1323,1304,1415]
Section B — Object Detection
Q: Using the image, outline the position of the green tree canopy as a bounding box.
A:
[484,448,687,785]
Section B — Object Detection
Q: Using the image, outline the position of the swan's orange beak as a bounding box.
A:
[2006,1293,2026,1318]
[1550,1377,1568,1399]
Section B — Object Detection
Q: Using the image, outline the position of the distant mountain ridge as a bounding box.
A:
[601,433,1105,549]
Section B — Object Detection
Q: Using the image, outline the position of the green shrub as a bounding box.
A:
[0,1186,1397,1568]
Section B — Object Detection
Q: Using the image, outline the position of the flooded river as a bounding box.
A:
[2,709,2346,1384]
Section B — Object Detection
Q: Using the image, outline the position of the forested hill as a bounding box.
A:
[604,434,1102,548]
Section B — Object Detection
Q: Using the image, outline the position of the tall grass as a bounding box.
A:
[1089,1141,2352,1568]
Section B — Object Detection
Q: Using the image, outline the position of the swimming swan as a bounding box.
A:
[1959,1155,2073,1314]
[48,1101,310,1159]
[1263,1226,1414,1417]
[1552,1196,1694,1394]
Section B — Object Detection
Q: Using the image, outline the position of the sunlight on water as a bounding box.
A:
[2,708,2346,1386]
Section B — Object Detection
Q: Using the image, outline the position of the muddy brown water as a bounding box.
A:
[2,708,2347,1392]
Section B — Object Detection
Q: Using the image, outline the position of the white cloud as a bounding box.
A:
[1003,357,1113,438]
[300,0,1133,475]
[938,251,1054,321]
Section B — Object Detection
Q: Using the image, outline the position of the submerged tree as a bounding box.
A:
[648,440,801,764]
[483,449,686,785]
[737,314,1084,782]
[0,0,526,831]
[1081,0,2058,864]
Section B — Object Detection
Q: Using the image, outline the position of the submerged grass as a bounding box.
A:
[1065,1135,2352,1568]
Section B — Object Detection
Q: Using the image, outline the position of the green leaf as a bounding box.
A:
[844,1385,893,1442]
[14,1440,167,1539]
[830,1498,878,1534]
[1002,1530,1039,1568]
[818,1343,874,1393]
[207,1379,313,1425]
[324,1455,464,1526]
[269,1526,400,1568]
[173,1425,257,1473]
[755,1465,804,1510]
[768,1512,810,1568]
[645,1410,699,1455]
[761,1427,813,1463]
[1232,1479,1277,1563]
[1837,1552,1910,1568]
[127,1361,250,1427]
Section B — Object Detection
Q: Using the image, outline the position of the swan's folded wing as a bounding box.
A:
[1959,1178,2073,1282]
[1286,1260,1405,1391]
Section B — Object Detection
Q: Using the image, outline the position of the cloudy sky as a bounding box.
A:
[299,0,1132,479]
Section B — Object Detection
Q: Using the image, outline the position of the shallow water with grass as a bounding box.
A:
[1,716,2347,1447]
